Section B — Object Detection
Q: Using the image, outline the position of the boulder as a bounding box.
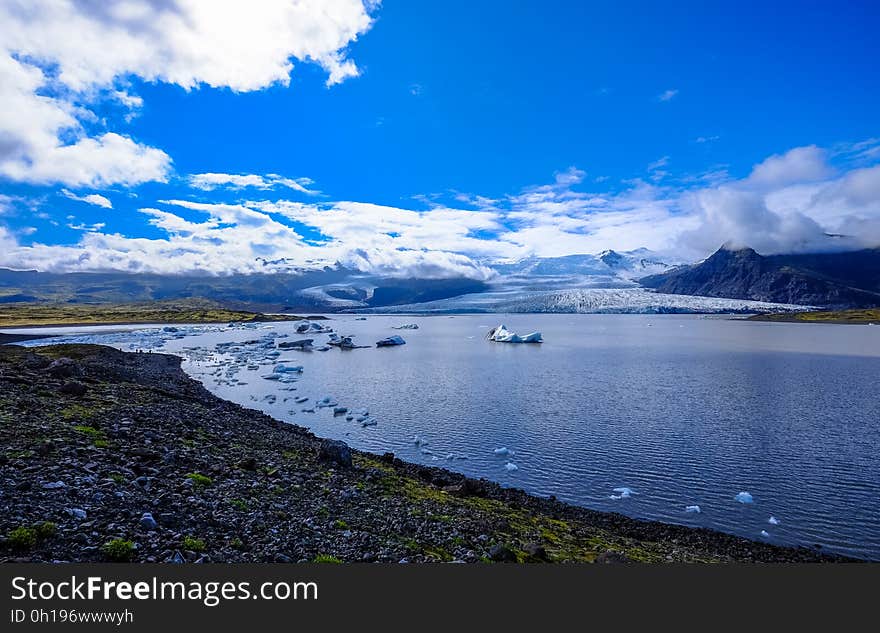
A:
[317,439,352,468]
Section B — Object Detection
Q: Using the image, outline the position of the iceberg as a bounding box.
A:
[504,462,519,472]
[768,516,780,525]
[278,338,314,350]
[273,364,303,374]
[734,491,754,504]
[685,505,702,513]
[609,486,636,500]
[392,323,419,330]
[760,530,770,538]
[376,335,406,347]
[486,324,542,343]
[493,447,515,456]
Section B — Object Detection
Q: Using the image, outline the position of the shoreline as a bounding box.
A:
[0,343,856,563]
[748,308,880,325]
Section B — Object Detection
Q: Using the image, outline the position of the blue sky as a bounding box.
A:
[0,1,878,276]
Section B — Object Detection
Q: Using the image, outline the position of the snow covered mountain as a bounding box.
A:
[488,249,678,291]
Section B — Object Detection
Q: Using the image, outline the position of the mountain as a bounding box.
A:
[0,267,489,312]
[489,249,676,292]
[639,245,880,308]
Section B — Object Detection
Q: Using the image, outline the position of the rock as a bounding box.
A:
[45,358,81,378]
[594,550,632,564]
[488,544,517,562]
[42,481,66,489]
[316,439,352,468]
[58,381,87,396]
[167,550,185,564]
[66,508,87,520]
[274,553,293,563]
[237,457,258,471]
[524,542,547,559]
[139,512,158,531]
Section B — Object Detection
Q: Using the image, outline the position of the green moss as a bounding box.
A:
[185,472,213,488]
[102,539,135,562]
[182,536,206,552]
[7,526,37,549]
[229,537,243,550]
[35,521,57,539]
[109,473,125,485]
[7,521,57,549]
[229,499,248,511]
[312,554,342,564]
[93,439,110,449]
[333,519,348,529]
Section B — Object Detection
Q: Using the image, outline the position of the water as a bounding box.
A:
[12,314,880,559]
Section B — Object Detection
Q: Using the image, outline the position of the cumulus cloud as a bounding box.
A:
[0,0,377,187]
[61,189,113,209]
[189,173,319,195]
[3,142,880,276]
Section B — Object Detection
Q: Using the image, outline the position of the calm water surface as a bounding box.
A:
[15,314,880,559]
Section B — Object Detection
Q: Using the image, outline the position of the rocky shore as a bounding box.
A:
[0,344,848,563]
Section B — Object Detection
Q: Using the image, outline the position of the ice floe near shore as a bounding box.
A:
[734,491,754,504]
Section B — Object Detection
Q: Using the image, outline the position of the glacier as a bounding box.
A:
[352,287,812,315]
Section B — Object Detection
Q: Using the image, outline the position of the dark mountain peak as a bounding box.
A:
[598,249,624,267]
[640,247,880,308]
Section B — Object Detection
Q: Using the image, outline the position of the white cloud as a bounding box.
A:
[0,1,377,187]
[3,142,880,276]
[747,145,833,188]
[658,89,679,102]
[189,173,319,195]
[61,189,113,209]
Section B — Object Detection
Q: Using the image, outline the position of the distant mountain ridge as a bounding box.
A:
[640,245,880,308]
[0,267,489,313]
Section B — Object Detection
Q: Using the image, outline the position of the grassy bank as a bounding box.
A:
[0,343,846,563]
[749,308,880,325]
[0,299,307,329]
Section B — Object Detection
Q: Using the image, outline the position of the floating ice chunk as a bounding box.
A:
[376,335,406,347]
[734,491,754,504]
[392,323,419,330]
[685,505,702,513]
[493,447,515,456]
[446,453,455,460]
[760,530,770,538]
[610,487,636,500]
[413,435,427,446]
[301,407,315,413]
[294,396,309,403]
[486,324,542,344]
[768,516,780,525]
[361,419,377,427]
[273,364,303,373]
[504,462,519,472]
[316,396,338,408]
[333,406,348,415]
[420,448,433,455]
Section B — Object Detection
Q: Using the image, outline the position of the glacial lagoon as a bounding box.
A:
[14,313,880,559]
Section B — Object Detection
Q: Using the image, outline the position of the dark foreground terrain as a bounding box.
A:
[0,344,847,563]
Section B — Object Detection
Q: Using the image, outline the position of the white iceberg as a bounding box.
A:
[768,516,780,525]
[610,486,636,500]
[493,447,515,456]
[392,323,419,330]
[685,505,702,513]
[760,530,770,538]
[504,462,518,471]
[376,335,406,347]
[734,491,754,504]
[486,324,542,343]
